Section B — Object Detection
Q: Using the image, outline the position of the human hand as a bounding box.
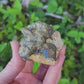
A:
[0,41,66,84]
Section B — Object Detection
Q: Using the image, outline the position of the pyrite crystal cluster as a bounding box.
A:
[19,21,63,65]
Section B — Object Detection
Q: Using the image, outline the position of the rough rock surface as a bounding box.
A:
[19,21,63,65]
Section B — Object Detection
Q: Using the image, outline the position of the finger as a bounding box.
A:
[58,45,66,58]
[34,64,49,81]
[22,60,33,73]
[0,41,25,84]
[43,56,65,84]
[15,72,42,84]
[57,45,66,63]
[43,45,66,84]
[55,67,61,84]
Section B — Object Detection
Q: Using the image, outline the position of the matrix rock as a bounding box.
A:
[19,21,63,65]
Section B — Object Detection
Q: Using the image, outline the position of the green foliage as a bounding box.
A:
[0,43,7,52]
[63,56,76,77]
[0,43,12,69]
[47,0,58,13]
[0,66,3,72]
[58,78,70,84]
[58,78,78,84]
[71,78,78,84]
[79,52,84,84]
[32,62,41,73]
[30,0,43,7]
[56,7,63,14]
[67,30,84,44]
[79,66,84,84]
[78,43,84,52]
[47,0,63,14]
[30,13,39,24]
[14,21,23,31]
[0,30,8,40]
[0,0,27,41]
[53,25,60,30]
[0,0,22,22]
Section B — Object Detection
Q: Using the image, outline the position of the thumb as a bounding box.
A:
[43,45,66,84]
[0,41,25,84]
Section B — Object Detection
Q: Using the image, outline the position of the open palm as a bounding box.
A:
[0,41,66,84]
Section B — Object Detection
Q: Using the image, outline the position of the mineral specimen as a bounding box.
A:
[19,21,63,65]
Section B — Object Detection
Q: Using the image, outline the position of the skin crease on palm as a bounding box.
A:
[0,41,66,84]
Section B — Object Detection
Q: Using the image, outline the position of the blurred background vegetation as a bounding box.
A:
[0,0,84,84]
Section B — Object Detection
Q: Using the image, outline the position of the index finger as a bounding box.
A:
[0,41,25,84]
